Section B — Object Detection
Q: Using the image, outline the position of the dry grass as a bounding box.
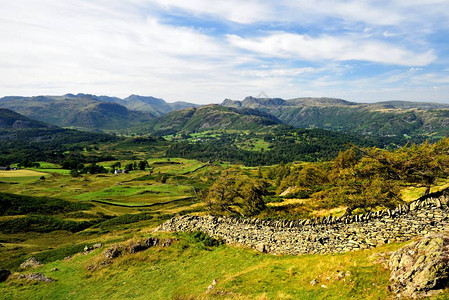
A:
[0,169,48,177]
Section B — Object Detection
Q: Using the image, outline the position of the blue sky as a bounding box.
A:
[1,0,449,104]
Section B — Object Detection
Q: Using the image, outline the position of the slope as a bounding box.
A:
[0,94,154,131]
[222,96,449,137]
[147,104,284,135]
[0,108,55,129]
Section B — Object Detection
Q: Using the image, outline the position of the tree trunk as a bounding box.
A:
[424,185,431,196]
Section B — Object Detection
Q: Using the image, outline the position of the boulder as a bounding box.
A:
[145,237,160,247]
[255,243,266,253]
[102,245,122,259]
[17,273,55,283]
[20,257,43,269]
[161,238,174,247]
[128,242,148,254]
[389,233,449,298]
[0,269,11,282]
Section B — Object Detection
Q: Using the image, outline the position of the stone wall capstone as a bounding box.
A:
[157,196,449,255]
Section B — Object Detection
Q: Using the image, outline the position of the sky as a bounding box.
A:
[1,0,449,104]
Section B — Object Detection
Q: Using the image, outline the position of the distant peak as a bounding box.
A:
[256,91,270,99]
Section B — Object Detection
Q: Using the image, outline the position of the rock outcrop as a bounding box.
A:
[20,257,43,269]
[17,273,55,283]
[158,196,449,255]
[389,234,449,298]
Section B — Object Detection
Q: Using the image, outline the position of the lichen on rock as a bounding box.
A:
[389,233,449,298]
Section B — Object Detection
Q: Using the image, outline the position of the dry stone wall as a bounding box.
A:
[158,196,449,255]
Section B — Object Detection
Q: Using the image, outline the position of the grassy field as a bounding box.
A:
[0,169,48,178]
[0,158,212,273]
[3,231,448,300]
[1,154,448,299]
[0,231,419,300]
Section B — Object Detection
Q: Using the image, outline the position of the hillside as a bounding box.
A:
[146,104,285,136]
[0,109,118,166]
[0,108,55,129]
[63,102,154,131]
[118,95,198,116]
[0,94,197,131]
[222,97,449,137]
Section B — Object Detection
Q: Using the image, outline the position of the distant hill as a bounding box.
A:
[222,97,449,137]
[146,104,285,136]
[62,102,154,131]
[0,108,119,165]
[118,95,199,116]
[0,93,199,131]
[0,94,154,131]
[0,108,55,129]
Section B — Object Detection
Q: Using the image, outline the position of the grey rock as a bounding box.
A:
[389,233,449,298]
[255,243,266,253]
[20,257,43,269]
[128,242,148,254]
[17,273,55,283]
[145,237,160,247]
[102,245,122,259]
[161,238,174,247]
[206,279,217,293]
[156,195,449,256]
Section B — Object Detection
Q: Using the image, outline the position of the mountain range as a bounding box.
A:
[142,104,284,136]
[0,108,55,129]
[1,93,448,137]
[222,97,449,137]
[0,94,197,131]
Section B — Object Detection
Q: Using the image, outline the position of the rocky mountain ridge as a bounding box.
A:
[222,96,449,136]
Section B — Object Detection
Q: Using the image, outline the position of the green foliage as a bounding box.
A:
[0,127,118,165]
[184,231,223,250]
[359,138,449,196]
[33,244,88,264]
[93,213,153,229]
[0,95,154,131]
[0,215,94,233]
[166,128,405,167]
[274,139,449,213]
[204,168,268,216]
[138,160,149,170]
[84,163,107,175]
[0,192,92,216]
[146,105,282,136]
[223,98,449,137]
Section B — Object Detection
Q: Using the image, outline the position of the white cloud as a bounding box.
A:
[0,0,242,101]
[0,0,447,103]
[148,0,404,26]
[149,0,272,24]
[237,67,320,78]
[227,32,436,66]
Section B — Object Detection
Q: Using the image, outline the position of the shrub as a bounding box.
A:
[0,215,94,233]
[0,192,92,216]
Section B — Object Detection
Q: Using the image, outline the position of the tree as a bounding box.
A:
[356,138,449,196]
[110,162,121,169]
[317,147,401,213]
[204,168,267,216]
[138,160,149,171]
[125,163,134,171]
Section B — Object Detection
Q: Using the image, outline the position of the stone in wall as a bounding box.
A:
[157,196,449,256]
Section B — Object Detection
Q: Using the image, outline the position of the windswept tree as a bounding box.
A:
[204,168,268,216]
[356,137,449,196]
[315,147,400,213]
